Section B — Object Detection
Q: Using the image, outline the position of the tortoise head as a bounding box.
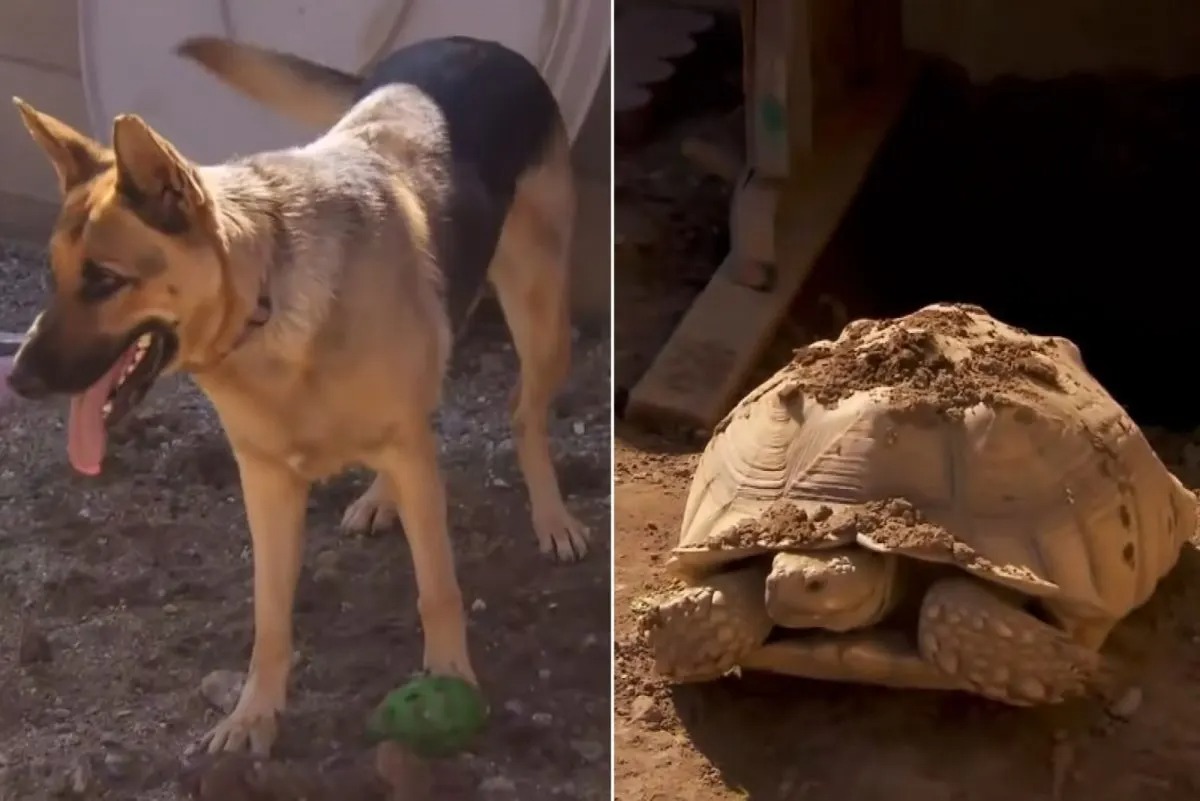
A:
[764,548,900,631]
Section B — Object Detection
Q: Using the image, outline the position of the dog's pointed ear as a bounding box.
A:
[13,97,112,193]
[112,113,208,234]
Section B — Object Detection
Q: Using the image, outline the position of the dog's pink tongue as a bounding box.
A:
[66,350,132,476]
[67,392,107,476]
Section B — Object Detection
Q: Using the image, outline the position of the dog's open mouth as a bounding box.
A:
[67,324,178,476]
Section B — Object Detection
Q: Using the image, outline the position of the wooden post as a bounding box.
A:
[746,0,814,177]
[627,0,913,431]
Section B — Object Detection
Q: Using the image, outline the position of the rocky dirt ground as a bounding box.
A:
[614,61,1200,801]
[0,243,612,800]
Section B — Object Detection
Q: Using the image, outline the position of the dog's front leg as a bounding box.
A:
[202,451,309,756]
[374,425,477,685]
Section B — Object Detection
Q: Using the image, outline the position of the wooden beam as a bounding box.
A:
[625,67,915,431]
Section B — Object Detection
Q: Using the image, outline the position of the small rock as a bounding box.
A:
[163,603,180,615]
[69,757,93,795]
[572,421,586,435]
[538,668,551,680]
[1108,686,1143,720]
[17,624,52,666]
[569,739,605,762]
[629,695,662,725]
[313,550,340,583]
[471,598,487,612]
[503,700,525,716]
[103,750,131,777]
[531,712,553,726]
[313,550,339,572]
[199,670,245,714]
[479,775,516,794]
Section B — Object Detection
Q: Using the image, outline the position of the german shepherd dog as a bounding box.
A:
[7,35,591,755]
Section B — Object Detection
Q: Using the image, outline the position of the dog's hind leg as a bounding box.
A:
[489,128,590,562]
[340,473,400,535]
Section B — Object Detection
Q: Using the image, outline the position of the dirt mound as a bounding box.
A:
[708,501,841,551]
[791,303,1064,414]
[703,497,1037,583]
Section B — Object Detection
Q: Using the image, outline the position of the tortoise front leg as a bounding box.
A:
[917,578,1107,705]
[641,564,774,683]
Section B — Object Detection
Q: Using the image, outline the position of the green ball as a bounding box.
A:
[367,675,489,757]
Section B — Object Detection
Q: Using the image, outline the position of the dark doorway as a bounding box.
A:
[841,61,1200,427]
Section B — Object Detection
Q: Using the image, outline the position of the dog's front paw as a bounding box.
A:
[201,683,284,756]
[340,479,399,536]
[534,505,590,562]
[424,655,479,689]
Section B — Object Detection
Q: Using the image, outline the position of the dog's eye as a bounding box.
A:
[79,260,130,303]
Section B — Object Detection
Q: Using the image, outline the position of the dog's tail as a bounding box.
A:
[175,37,362,129]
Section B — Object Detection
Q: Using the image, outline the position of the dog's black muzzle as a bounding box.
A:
[4,313,129,401]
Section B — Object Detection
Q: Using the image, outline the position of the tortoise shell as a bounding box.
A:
[674,304,1195,625]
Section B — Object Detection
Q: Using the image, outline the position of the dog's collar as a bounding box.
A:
[187,287,271,374]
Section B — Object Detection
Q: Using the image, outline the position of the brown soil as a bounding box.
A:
[714,497,968,557]
[789,304,1061,412]
[0,243,611,800]
[615,63,1200,801]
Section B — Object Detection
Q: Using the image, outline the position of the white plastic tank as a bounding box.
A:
[79,0,610,164]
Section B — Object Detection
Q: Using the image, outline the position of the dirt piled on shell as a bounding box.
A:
[710,502,841,551]
[790,303,1065,413]
[707,497,1043,585]
[836,498,1021,580]
[708,497,953,553]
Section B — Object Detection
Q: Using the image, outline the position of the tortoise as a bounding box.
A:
[640,303,1195,705]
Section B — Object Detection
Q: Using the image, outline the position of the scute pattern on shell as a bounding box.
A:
[677,303,1196,625]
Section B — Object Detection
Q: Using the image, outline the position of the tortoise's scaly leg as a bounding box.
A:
[641,564,773,683]
[918,577,1105,705]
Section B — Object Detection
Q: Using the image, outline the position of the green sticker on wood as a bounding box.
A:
[761,95,785,135]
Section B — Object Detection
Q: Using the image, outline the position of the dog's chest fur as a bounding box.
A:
[198,375,362,478]
[194,339,439,480]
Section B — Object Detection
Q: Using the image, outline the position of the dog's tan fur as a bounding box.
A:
[12,38,588,756]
